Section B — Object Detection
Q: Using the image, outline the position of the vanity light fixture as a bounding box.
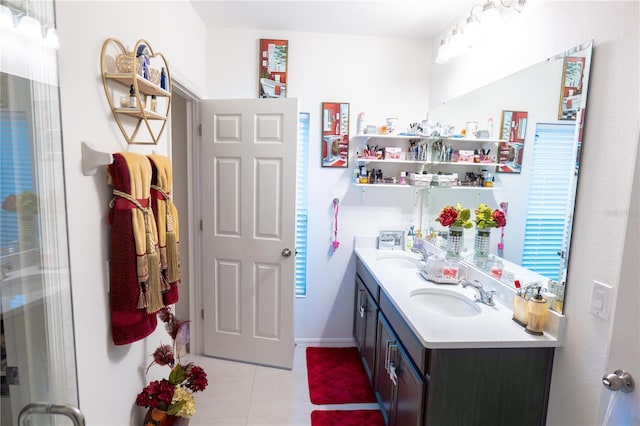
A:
[45,27,59,49]
[434,0,526,64]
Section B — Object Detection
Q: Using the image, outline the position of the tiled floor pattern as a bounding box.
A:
[190,344,379,426]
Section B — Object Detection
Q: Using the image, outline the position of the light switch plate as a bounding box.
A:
[589,280,612,320]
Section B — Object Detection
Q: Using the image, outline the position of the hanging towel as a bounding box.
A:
[107,152,162,345]
[148,154,181,306]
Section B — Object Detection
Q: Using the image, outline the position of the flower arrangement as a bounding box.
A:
[436,203,473,229]
[136,307,208,420]
[474,203,507,229]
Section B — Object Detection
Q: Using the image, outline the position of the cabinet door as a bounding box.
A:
[363,288,377,383]
[393,345,424,426]
[354,275,377,384]
[375,313,396,425]
[353,277,367,355]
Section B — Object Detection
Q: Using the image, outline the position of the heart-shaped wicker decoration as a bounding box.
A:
[100,38,171,145]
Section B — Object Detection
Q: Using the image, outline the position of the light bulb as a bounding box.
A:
[481,1,503,28]
[45,27,59,49]
[465,14,483,47]
[17,15,42,40]
[435,39,450,64]
[0,5,13,29]
[449,27,469,57]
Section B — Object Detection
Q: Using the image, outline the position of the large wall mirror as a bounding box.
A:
[426,41,593,314]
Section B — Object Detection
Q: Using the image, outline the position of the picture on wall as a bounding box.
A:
[258,39,288,98]
[321,102,349,168]
[497,110,528,173]
[558,56,586,120]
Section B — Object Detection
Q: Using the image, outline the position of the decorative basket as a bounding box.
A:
[116,52,138,74]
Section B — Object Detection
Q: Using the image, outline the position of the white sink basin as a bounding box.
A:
[376,255,423,269]
[409,288,481,317]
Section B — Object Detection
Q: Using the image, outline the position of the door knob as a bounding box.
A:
[281,248,292,257]
[602,369,635,393]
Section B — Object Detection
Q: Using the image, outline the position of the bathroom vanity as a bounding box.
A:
[353,242,563,426]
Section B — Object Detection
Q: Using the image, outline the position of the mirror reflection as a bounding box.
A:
[425,41,593,314]
[322,102,349,168]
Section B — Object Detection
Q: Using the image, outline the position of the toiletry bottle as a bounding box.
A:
[129,85,137,108]
[160,67,167,90]
[150,95,157,112]
[525,288,548,335]
[405,229,414,251]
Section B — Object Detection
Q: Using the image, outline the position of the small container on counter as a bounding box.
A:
[512,295,528,327]
[525,289,548,335]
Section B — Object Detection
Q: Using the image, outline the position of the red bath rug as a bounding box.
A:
[306,346,376,404]
[311,409,385,426]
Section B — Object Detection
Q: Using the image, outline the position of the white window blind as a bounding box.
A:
[295,112,310,297]
[521,123,577,281]
[0,111,33,247]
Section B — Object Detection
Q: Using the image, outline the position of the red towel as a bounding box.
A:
[108,153,157,345]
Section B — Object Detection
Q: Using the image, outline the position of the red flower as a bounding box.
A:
[492,210,507,228]
[437,206,458,227]
[184,364,208,393]
[136,379,175,409]
[152,344,175,367]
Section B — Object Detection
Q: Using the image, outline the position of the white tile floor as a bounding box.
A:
[189,344,380,426]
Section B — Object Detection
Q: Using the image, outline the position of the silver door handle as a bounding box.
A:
[19,403,86,426]
[602,369,635,393]
[282,248,292,257]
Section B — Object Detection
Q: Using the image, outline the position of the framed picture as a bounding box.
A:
[558,56,586,120]
[321,102,349,168]
[497,110,528,174]
[378,230,405,250]
[258,39,288,98]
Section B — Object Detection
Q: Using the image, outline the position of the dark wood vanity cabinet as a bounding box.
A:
[354,257,555,426]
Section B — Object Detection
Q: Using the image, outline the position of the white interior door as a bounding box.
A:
[200,98,298,369]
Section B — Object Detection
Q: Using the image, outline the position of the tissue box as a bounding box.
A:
[384,147,402,160]
[458,150,474,162]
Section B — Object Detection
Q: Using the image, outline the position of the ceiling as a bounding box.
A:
[189,0,478,40]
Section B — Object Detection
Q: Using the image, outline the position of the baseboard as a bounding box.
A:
[295,337,356,348]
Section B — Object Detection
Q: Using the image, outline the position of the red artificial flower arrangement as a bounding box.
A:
[436,203,473,228]
[136,307,208,419]
[474,203,507,229]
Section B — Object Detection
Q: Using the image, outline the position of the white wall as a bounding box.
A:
[205,28,431,341]
[430,1,639,425]
[56,2,206,425]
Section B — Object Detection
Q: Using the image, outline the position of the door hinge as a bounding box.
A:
[200,308,204,320]
[199,219,203,231]
[198,123,202,136]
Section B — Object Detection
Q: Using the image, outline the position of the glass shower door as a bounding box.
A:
[1,0,79,424]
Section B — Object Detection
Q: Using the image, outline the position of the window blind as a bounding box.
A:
[295,112,310,297]
[521,122,577,281]
[0,111,34,247]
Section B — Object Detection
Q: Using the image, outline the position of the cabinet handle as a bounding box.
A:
[358,290,366,318]
[388,343,398,386]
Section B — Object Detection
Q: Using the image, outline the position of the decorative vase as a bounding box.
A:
[474,228,492,259]
[446,226,464,260]
[143,408,189,426]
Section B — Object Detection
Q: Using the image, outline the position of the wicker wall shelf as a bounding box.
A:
[100,38,172,145]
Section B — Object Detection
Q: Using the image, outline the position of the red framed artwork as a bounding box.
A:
[497,110,528,174]
[258,39,288,98]
[558,56,585,120]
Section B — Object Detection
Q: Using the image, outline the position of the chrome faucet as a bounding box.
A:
[462,279,496,307]
[410,247,431,261]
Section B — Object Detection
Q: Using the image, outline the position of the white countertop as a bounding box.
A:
[355,245,565,349]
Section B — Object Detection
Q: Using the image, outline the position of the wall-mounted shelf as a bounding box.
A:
[100,38,172,145]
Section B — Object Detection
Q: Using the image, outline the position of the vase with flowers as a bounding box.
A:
[473,203,507,259]
[136,307,208,426]
[436,203,473,259]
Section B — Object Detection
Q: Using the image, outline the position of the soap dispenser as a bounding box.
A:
[525,288,548,336]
